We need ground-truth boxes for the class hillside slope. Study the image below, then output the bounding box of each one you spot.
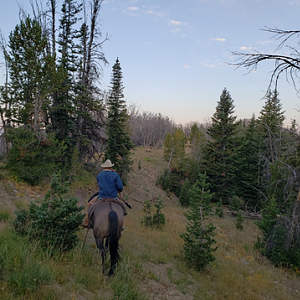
[1,147,300,299]
[81,148,300,300]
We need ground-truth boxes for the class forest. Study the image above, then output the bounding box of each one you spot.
[1,0,300,284]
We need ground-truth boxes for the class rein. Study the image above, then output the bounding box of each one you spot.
[81,228,90,252]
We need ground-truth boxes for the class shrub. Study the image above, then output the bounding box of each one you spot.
[5,127,67,185]
[255,198,300,269]
[235,212,244,230]
[142,200,165,229]
[230,195,242,211]
[215,199,224,218]
[152,201,165,229]
[142,200,152,227]
[13,172,84,251]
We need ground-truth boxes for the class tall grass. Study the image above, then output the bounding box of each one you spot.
[0,229,53,297]
[0,209,10,221]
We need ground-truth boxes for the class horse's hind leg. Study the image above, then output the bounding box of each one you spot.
[95,237,106,268]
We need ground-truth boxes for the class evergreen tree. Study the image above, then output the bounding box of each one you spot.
[5,16,54,128]
[74,0,108,162]
[258,90,285,164]
[50,0,83,159]
[179,178,191,207]
[14,172,84,251]
[180,173,217,271]
[258,90,298,209]
[236,115,262,209]
[0,1,109,184]
[201,88,239,204]
[104,58,134,184]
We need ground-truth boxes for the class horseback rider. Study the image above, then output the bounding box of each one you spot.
[82,159,128,228]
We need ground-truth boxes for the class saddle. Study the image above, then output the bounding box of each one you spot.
[100,198,128,215]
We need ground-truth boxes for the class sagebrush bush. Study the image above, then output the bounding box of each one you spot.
[14,172,84,251]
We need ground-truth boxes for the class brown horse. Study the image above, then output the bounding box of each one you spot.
[88,200,124,275]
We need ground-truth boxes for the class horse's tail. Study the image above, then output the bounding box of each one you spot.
[108,210,120,275]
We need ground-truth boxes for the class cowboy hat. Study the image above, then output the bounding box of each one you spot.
[101,159,114,168]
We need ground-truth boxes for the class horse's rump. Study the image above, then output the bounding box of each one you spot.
[88,197,127,218]
[89,201,124,236]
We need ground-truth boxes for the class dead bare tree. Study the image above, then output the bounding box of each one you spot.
[231,27,300,94]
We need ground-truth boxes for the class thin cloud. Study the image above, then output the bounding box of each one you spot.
[128,6,139,11]
[202,62,221,69]
[240,46,252,50]
[169,20,187,26]
[148,10,166,18]
[171,28,182,34]
[183,65,196,69]
[211,38,225,42]
[289,1,300,5]
[257,40,271,45]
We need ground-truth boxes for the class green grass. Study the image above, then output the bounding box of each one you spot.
[0,209,10,221]
[109,259,148,300]
[0,229,53,297]
[143,157,157,163]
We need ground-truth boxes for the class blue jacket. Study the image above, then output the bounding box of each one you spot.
[97,170,123,199]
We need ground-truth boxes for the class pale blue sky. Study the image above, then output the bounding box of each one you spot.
[1,0,300,126]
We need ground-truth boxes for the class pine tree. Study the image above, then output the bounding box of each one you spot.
[13,172,84,251]
[104,58,134,184]
[180,173,217,271]
[50,0,83,159]
[74,0,108,162]
[258,90,285,164]
[258,90,298,209]
[5,16,53,128]
[201,88,239,204]
[236,115,262,209]
[179,178,191,207]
